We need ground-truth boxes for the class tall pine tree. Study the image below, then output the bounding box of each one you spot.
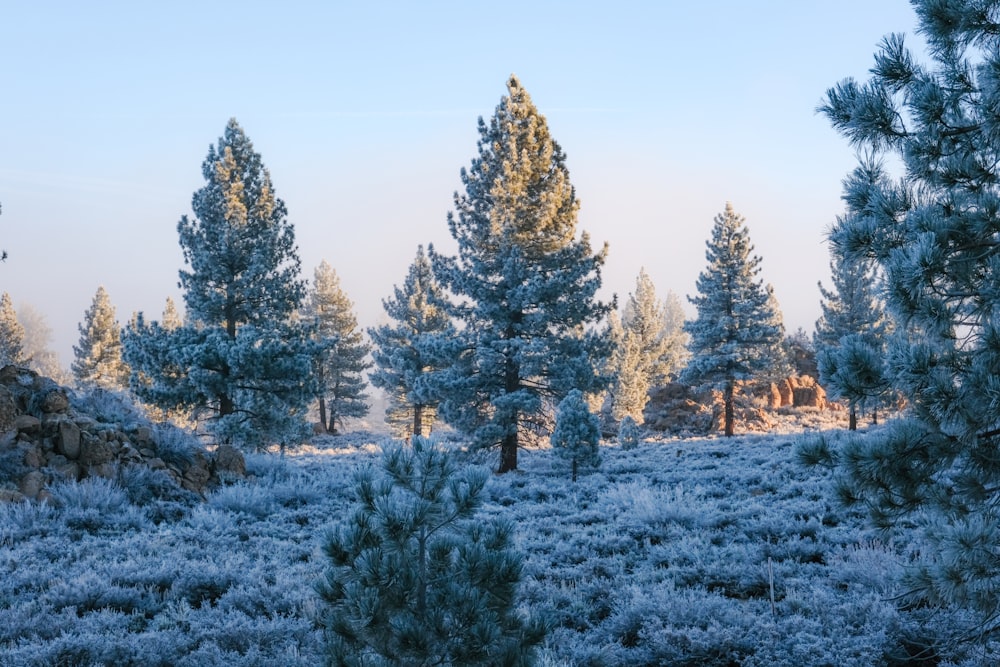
[123,119,314,449]
[682,203,784,437]
[72,286,129,390]
[427,75,612,473]
[0,292,25,367]
[304,260,371,434]
[368,246,453,438]
[814,248,892,430]
[816,1,1000,617]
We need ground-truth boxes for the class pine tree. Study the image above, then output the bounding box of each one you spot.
[303,261,371,434]
[610,269,690,422]
[123,119,314,449]
[618,414,642,451]
[368,246,453,438]
[682,203,784,437]
[317,437,544,665]
[16,302,66,382]
[0,292,25,367]
[817,1,1000,618]
[161,296,183,331]
[427,75,612,473]
[814,249,892,430]
[71,286,129,390]
[609,312,649,423]
[551,389,601,481]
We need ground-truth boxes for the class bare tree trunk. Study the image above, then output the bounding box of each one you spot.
[849,405,857,431]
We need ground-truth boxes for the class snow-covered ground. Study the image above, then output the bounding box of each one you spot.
[1,413,997,666]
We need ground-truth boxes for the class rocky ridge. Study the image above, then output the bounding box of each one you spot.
[0,365,245,504]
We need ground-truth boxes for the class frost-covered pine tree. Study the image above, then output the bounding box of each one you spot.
[72,286,129,390]
[551,389,601,481]
[0,292,25,367]
[682,203,784,437]
[16,302,66,381]
[427,74,612,473]
[304,260,371,434]
[814,248,892,430]
[610,269,690,421]
[318,437,544,665]
[623,268,689,385]
[368,246,453,438]
[608,312,649,423]
[123,119,314,449]
[161,296,183,331]
[618,414,642,451]
[816,1,1000,618]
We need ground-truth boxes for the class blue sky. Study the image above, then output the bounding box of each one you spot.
[2,1,920,366]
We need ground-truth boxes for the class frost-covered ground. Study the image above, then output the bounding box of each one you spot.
[2,412,998,666]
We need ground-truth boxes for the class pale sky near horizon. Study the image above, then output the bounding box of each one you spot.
[2,1,921,369]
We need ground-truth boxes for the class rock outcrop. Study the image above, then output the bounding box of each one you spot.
[642,374,830,435]
[0,365,245,503]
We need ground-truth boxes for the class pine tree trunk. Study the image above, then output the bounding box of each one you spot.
[572,457,577,483]
[220,393,234,419]
[499,317,521,473]
[849,406,857,431]
[723,382,735,437]
[413,404,424,438]
[872,408,878,425]
[318,397,329,434]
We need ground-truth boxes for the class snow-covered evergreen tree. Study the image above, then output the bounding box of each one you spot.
[551,389,601,481]
[16,302,66,381]
[122,119,314,449]
[617,414,642,451]
[610,269,690,422]
[318,437,544,665]
[814,249,892,430]
[368,246,452,438]
[818,1,1000,618]
[303,260,371,434]
[0,292,25,367]
[72,286,129,390]
[682,203,784,437]
[161,296,183,331]
[609,313,649,423]
[427,74,612,473]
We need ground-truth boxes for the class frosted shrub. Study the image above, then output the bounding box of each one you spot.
[49,476,129,513]
[207,482,274,519]
[152,424,198,468]
[70,386,145,428]
[317,436,545,665]
[617,415,642,451]
[117,463,192,505]
[551,389,601,481]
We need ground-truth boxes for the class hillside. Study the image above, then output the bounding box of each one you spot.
[2,420,998,666]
